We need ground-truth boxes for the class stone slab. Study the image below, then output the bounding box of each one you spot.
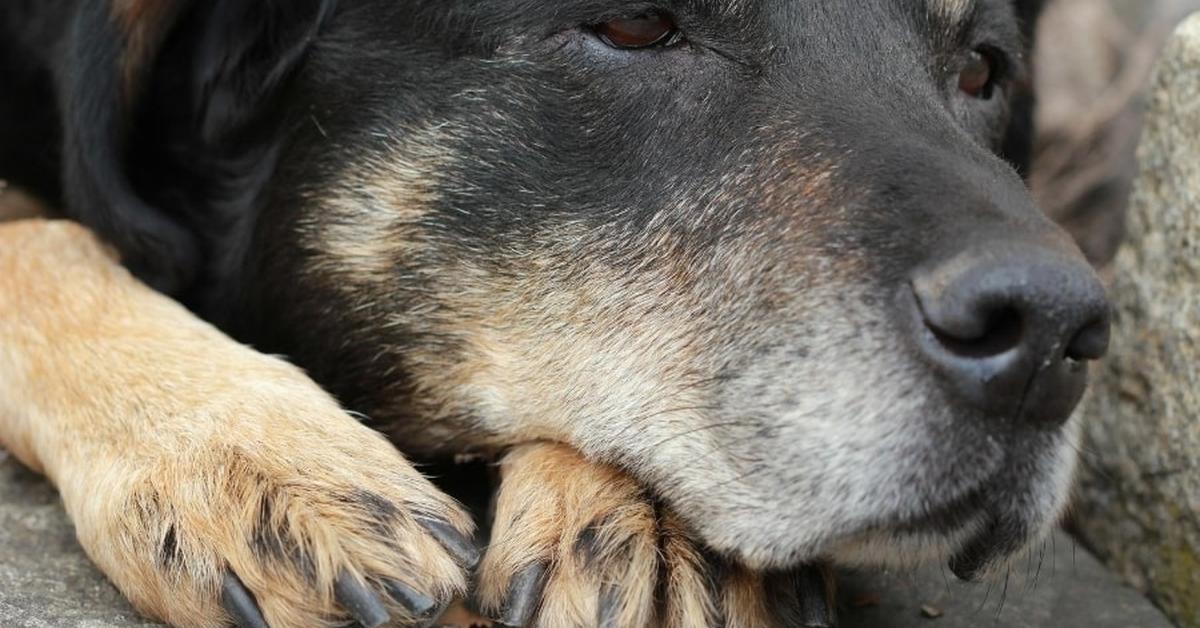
[1,453,1174,628]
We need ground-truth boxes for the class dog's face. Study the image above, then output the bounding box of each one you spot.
[69,0,1109,578]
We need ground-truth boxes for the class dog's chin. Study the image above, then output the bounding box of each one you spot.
[672,414,1083,580]
[714,479,1071,582]
[840,418,1082,582]
[822,489,1061,582]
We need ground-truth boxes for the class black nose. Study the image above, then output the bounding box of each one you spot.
[909,241,1111,426]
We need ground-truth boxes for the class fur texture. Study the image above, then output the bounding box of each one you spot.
[0,214,475,627]
[0,0,1113,626]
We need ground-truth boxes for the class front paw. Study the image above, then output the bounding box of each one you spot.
[71,391,479,628]
[473,443,834,628]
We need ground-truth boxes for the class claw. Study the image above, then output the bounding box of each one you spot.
[221,572,269,628]
[416,516,481,568]
[384,578,442,621]
[496,562,547,627]
[334,572,391,628]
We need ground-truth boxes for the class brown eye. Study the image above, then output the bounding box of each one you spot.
[959,49,997,99]
[595,13,678,49]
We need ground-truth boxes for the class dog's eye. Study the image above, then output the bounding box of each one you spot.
[594,13,679,49]
[959,49,999,99]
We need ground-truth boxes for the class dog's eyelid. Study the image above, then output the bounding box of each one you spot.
[976,43,1014,72]
[953,43,1020,101]
[981,44,1029,89]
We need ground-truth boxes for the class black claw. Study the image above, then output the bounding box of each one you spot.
[416,516,481,569]
[221,572,269,628]
[334,572,391,628]
[497,562,547,627]
[795,565,835,627]
[383,578,441,619]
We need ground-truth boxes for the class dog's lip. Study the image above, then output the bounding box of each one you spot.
[947,508,1029,581]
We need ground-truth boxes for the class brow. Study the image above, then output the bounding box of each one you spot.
[927,0,978,28]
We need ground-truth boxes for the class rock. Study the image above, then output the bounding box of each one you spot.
[1031,0,1200,267]
[0,452,1174,627]
[1074,11,1200,628]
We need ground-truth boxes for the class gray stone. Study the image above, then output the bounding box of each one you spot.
[838,534,1174,628]
[1075,11,1200,628]
[0,452,160,628]
[0,452,1174,627]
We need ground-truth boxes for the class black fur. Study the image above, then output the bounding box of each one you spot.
[3,0,1045,299]
[1001,0,1047,175]
[2,0,335,294]
[59,0,199,293]
[2,0,1065,571]
[5,2,1107,611]
[124,0,337,297]
[0,0,1052,444]
[0,0,1059,441]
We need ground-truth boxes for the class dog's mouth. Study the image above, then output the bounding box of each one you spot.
[897,490,1034,581]
[821,462,1056,581]
[945,508,1034,580]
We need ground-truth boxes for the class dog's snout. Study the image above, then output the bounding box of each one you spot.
[909,241,1111,426]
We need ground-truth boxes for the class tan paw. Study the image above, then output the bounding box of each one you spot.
[70,378,479,628]
[0,220,478,627]
[473,443,834,628]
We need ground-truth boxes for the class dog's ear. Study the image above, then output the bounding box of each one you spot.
[61,0,336,294]
[1001,0,1047,177]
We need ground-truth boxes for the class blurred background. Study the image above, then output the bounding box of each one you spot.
[1033,0,1200,264]
[1035,1,1200,627]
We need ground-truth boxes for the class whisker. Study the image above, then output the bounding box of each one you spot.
[995,565,1011,619]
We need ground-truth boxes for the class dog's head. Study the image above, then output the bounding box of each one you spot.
[65,0,1110,578]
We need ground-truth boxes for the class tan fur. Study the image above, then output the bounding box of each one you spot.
[0,184,49,222]
[718,567,772,628]
[301,128,450,285]
[477,443,661,628]
[306,135,865,465]
[477,443,813,628]
[656,512,721,628]
[0,217,474,627]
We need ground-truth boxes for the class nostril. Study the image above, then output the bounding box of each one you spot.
[1065,315,1112,361]
[926,305,1024,360]
[909,242,1110,427]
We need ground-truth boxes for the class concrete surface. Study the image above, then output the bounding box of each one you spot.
[0,451,159,627]
[838,536,1175,628]
[1,452,1174,628]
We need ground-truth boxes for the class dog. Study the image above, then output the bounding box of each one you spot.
[0,0,1112,626]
